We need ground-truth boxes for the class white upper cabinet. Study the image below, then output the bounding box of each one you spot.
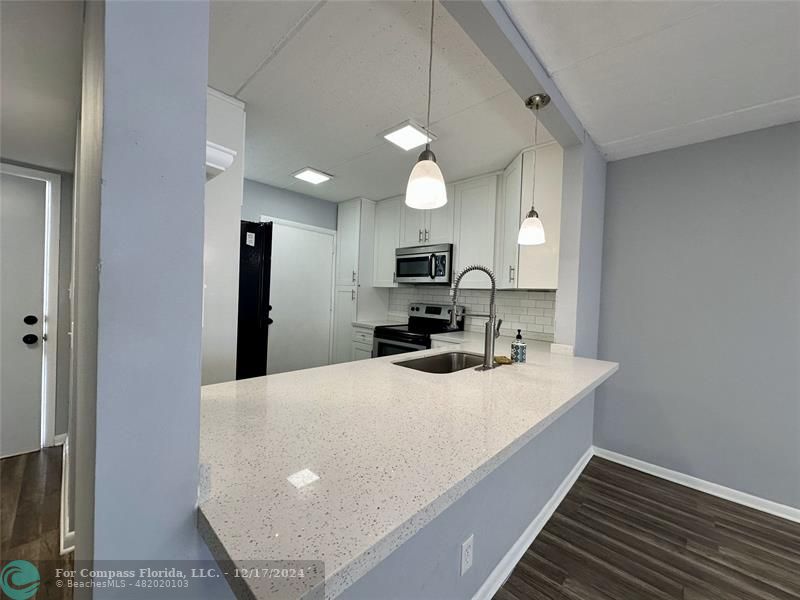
[373,197,402,287]
[335,199,360,287]
[399,200,427,246]
[453,175,498,289]
[426,184,454,244]
[496,153,523,289]
[493,144,563,290]
[517,144,563,289]
[398,185,455,247]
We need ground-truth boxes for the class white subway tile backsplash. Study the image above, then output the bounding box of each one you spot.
[388,286,557,342]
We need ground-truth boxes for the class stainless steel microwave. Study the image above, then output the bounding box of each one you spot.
[395,244,453,284]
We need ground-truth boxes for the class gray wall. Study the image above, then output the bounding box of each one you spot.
[554,138,607,358]
[342,398,594,600]
[242,178,337,230]
[596,123,800,509]
[90,2,230,597]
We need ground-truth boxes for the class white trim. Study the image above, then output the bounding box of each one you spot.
[549,343,574,356]
[205,141,237,180]
[473,447,594,600]
[52,433,67,446]
[59,435,75,554]
[0,163,61,450]
[593,447,800,525]
[258,215,336,236]
[474,445,800,599]
[207,86,245,110]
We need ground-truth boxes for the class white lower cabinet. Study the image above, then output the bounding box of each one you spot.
[352,343,373,360]
[351,325,375,360]
[453,174,498,289]
[332,287,357,363]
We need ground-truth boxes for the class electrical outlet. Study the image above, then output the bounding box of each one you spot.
[461,534,474,575]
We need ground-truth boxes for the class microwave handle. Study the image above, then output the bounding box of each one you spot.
[429,253,436,279]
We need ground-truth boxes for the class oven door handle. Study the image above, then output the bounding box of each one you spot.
[429,253,436,279]
[373,337,428,356]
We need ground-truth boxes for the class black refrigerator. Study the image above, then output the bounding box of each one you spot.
[236,221,273,379]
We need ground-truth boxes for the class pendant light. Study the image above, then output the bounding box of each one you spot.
[405,0,447,210]
[518,94,550,245]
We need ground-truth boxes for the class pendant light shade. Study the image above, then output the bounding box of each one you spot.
[406,149,447,209]
[518,93,550,246]
[518,208,545,245]
[405,0,447,210]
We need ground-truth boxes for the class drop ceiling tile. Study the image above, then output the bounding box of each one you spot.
[0,0,83,171]
[209,0,321,95]
[548,2,800,147]
[232,0,527,201]
[503,0,716,74]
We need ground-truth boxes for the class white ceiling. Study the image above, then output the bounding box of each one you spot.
[0,1,84,172]
[209,0,548,202]
[503,0,800,160]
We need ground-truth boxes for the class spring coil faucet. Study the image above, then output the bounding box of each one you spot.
[449,265,502,370]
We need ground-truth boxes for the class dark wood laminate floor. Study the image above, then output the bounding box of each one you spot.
[495,456,800,600]
[1,447,72,599]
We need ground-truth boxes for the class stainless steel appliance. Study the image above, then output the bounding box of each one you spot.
[373,302,464,357]
[395,243,453,284]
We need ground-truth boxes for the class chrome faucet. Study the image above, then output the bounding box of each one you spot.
[449,265,502,370]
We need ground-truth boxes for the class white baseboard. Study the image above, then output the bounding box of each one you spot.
[52,433,67,447]
[593,446,800,524]
[472,447,593,600]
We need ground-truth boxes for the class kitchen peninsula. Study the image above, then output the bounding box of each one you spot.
[198,339,617,599]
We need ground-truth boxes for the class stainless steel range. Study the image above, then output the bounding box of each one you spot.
[373,303,465,357]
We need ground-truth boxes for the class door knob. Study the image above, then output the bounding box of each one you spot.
[22,334,38,345]
[23,315,38,325]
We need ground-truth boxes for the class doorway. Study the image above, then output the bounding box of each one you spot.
[267,219,335,374]
[0,163,61,458]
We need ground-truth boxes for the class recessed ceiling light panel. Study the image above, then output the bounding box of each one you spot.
[383,121,436,151]
[293,167,332,185]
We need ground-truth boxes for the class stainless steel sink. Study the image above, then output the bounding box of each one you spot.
[394,352,484,374]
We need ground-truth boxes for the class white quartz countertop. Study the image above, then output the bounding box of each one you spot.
[198,342,617,599]
[351,317,404,329]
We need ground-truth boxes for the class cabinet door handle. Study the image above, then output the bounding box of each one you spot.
[352,270,357,283]
[418,229,423,242]
[351,289,356,301]
[393,271,396,283]
[509,265,515,282]
[425,229,430,241]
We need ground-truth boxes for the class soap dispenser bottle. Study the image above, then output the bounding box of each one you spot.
[511,329,527,363]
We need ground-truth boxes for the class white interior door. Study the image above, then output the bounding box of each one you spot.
[1,172,47,457]
[267,220,334,374]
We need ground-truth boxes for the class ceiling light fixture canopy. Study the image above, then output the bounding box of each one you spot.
[405,0,447,211]
[518,94,550,246]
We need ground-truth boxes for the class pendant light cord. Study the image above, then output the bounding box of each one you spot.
[530,117,536,213]
[425,0,435,151]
